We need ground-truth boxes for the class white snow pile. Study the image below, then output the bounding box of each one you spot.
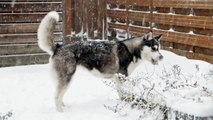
[104,51,213,119]
[0,50,212,120]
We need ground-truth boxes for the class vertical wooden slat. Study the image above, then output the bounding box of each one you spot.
[87,0,98,39]
[63,0,72,43]
[74,0,82,34]
[82,0,87,35]
[150,0,153,31]
[97,0,106,39]
[125,0,130,38]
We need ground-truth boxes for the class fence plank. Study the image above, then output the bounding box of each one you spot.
[0,0,63,67]
[0,12,62,23]
[107,0,213,9]
[153,0,213,9]
[127,0,150,6]
[108,23,213,49]
[107,10,213,29]
[63,0,72,42]
[163,47,213,64]
[152,29,213,49]
[97,0,107,39]
[0,53,49,67]
[73,0,83,34]
[0,33,63,44]
[0,2,62,13]
[0,0,61,2]
[0,23,62,34]
[0,44,43,55]
[107,10,126,19]
[106,0,126,5]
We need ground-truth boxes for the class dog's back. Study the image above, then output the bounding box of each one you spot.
[53,41,120,76]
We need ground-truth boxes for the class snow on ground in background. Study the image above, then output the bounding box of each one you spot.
[0,50,212,120]
[129,50,213,117]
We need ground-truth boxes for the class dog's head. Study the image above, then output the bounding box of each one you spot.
[141,32,163,65]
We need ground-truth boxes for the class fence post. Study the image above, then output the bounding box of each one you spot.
[97,0,106,40]
[150,0,153,32]
[125,0,130,38]
[63,0,72,43]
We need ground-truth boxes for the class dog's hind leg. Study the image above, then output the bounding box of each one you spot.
[54,72,74,112]
[55,80,68,112]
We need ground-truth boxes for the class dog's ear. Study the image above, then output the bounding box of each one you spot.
[154,34,162,42]
[144,32,154,40]
[142,37,150,46]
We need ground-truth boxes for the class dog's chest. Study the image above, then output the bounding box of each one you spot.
[127,58,142,74]
[90,68,114,78]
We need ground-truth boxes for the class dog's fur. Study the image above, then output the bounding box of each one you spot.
[37,11,163,112]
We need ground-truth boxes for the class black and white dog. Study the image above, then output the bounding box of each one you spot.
[37,11,163,112]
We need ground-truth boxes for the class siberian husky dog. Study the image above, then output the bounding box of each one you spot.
[37,11,163,112]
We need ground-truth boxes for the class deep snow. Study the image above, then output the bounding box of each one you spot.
[0,50,212,120]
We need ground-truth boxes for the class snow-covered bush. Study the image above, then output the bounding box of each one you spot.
[104,64,213,120]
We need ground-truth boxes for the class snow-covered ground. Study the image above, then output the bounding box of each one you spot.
[0,50,212,120]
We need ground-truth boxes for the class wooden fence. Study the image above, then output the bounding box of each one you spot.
[106,0,213,64]
[0,0,63,67]
[63,0,107,42]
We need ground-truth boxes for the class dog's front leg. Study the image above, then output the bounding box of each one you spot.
[113,73,126,100]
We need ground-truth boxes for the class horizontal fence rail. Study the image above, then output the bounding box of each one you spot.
[0,1,63,67]
[106,0,213,64]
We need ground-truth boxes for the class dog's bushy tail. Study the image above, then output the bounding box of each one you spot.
[37,11,59,55]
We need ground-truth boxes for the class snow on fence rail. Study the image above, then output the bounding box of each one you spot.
[0,1,63,67]
[106,0,213,64]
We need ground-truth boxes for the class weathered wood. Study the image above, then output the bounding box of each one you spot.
[106,0,126,5]
[72,0,107,39]
[127,0,150,6]
[0,23,62,34]
[107,10,126,19]
[153,0,213,9]
[108,23,213,56]
[194,46,213,56]
[0,44,43,55]
[0,0,61,2]
[0,12,62,23]
[0,2,62,13]
[73,0,83,34]
[152,29,213,49]
[0,53,49,67]
[97,0,107,39]
[129,25,213,49]
[162,47,213,64]
[107,10,213,29]
[0,33,63,44]
[108,23,128,31]
[87,0,98,39]
[63,0,72,42]
[115,0,213,9]
[0,0,63,67]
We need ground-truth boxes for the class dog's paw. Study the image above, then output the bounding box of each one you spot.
[57,108,64,112]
